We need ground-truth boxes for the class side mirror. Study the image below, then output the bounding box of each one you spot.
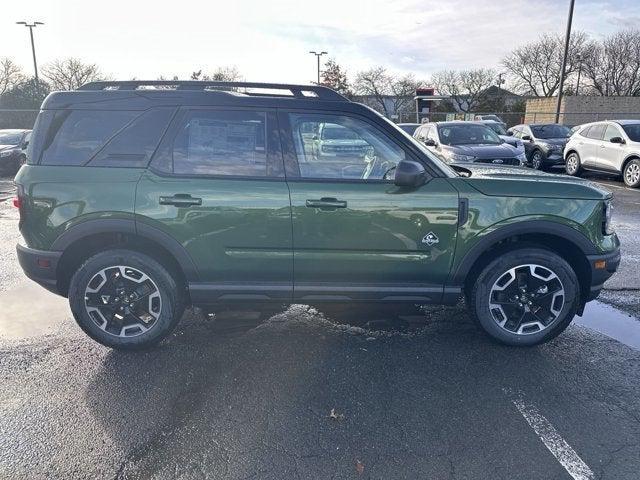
[424,138,437,147]
[21,141,29,150]
[394,159,427,188]
[610,136,625,144]
[522,135,532,141]
[505,131,513,136]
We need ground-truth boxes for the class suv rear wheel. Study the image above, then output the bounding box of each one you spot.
[623,159,640,187]
[68,249,184,350]
[468,248,579,346]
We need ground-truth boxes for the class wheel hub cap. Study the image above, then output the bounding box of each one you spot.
[84,266,162,338]
[488,264,565,335]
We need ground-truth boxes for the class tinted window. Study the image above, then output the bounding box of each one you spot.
[530,124,570,139]
[622,124,640,142]
[288,113,405,181]
[173,110,269,177]
[485,123,507,135]
[586,124,606,140]
[603,124,623,142]
[40,110,138,165]
[89,108,175,167]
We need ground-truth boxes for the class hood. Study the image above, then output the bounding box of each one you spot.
[444,142,519,158]
[0,144,17,151]
[456,164,611,200]
[322,139,369,146]
[538,137,568,146]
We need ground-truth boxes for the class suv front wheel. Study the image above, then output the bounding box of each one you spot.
[468,248,579,346]
[68,249,184,350]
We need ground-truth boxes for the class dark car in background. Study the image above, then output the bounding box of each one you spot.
[0,129,31,176]
[414,121,526,166]
[507,124,571,170]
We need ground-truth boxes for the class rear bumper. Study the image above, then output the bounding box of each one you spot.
[16,243,63,296]
[586,248,621,301]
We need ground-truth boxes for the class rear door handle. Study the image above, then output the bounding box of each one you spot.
[159,194,202,207]
[305,197,347,210]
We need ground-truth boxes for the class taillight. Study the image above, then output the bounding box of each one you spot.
[13,184,25,223]
[12,196,22,209]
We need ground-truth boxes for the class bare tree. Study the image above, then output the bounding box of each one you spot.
[320,59,351,96]
[353,67,423,118]
[190,66,243,82]
[42,58,106,90]
[502,32,588,97]
[581,29,640,96]
[430,68,496,112]
[0,58,24,96]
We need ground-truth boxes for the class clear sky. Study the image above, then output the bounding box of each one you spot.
[2,0,638,84]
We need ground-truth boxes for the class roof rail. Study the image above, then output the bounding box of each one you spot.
[78,80,348,101]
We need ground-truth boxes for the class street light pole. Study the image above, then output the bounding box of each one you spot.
[309,51,328,84]
[555,0,575,124]
[16,21,44,82]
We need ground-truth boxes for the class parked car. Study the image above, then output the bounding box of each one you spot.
[414,121,526,166]
[15,80,619,349]
[476,120,523,151]
[313,123,370,160]
[397,123,421,135]
[0,129,31,176]
[507,123,571,170]
[564,120,640,187]
[473,114,506,129]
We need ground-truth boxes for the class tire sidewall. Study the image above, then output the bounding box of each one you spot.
[69,249,182,350]
[531,151,543,170]
[623,159,640,188]
[471,249,579,346]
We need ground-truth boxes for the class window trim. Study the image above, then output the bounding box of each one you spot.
[277,108,427,184]
[148,106,285,181]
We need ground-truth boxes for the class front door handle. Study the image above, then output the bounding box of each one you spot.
[305,197,347,210]
[159,194,202,207]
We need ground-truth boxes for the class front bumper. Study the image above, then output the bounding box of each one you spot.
[585,248,621,301]
[543,152,565,165]
[16,243,63,295]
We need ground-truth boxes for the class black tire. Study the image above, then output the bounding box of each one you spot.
[623,159,640,188]
[530,150,544,170]
[468,248,580,346]
[565,152,582,176]
[68,249,185,350]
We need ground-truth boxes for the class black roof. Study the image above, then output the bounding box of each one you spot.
[42,80,354,111]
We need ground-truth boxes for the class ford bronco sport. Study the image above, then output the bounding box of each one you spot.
[14,81,620,350]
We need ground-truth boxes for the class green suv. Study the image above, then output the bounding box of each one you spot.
[14,81,620,349]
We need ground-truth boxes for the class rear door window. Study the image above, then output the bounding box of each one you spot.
[40,110,138,165]
[586,124,606,140]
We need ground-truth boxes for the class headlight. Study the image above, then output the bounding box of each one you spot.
[445,151,476,162]
[0,150,15,158]
[603,200,614,235]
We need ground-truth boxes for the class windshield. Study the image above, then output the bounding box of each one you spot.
[530,124,571,139]
[321,125,361,140]
[0,132,22,145]
[622,124,640,142]
[485,123,507,135]
[438,124,502,146]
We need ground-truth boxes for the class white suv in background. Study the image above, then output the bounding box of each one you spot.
[564,120,640,187]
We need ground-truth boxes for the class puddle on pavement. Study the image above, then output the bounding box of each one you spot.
[575,301,640,350]
[0,281,69,340]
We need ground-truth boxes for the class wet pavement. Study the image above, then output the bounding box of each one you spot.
[1,173,640,479]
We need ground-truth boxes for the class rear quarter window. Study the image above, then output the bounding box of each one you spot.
[40,110,139,166]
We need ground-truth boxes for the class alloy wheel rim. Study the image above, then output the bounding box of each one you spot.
[567,155,577,173]
[532,153,542,169]
[625,163,640,185]
[84,265,162,338]
[488,264,565,335]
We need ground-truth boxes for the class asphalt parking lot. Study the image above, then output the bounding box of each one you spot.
[1,173,639,479]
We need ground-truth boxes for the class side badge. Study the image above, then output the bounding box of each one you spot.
[422,232,439,246]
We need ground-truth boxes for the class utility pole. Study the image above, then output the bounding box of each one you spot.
[309,51,327,84]
[16,21,44,82]
[555,0,575,123]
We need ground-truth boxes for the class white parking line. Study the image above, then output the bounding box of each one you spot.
[505,389,594,480]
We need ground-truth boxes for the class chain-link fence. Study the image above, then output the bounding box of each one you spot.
[0,109,39,130]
